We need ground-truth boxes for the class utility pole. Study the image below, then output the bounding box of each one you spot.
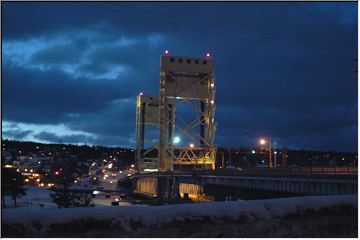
[228,149,232,166]
[260,138,273,168]
[269,140,272,168]
[273,142,277,168]
[282,147,288,168]
[221,152,225,169]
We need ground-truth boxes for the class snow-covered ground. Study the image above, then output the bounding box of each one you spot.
[3,185,130,209]
[2,194,357,237]
[3,186,57,209]
[92,193,131,207]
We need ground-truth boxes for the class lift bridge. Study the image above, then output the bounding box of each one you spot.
[131,52,357,203]
[135,52,216,173]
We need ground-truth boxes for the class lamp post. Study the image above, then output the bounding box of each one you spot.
[259,138,273,168]
[273,142,277,168]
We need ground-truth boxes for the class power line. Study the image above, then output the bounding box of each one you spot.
[285,103,356,146]
[7,6,355,61]
[107,2,354,58]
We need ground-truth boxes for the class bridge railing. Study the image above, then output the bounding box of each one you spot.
[169,166,358,175]
[241,166,357,174]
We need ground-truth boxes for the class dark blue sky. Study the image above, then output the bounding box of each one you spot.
[2,2,358,151]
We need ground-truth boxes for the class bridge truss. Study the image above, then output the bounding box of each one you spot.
[135,52,217,173]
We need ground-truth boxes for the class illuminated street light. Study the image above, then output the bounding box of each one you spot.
[173,136,180,144]
[258,138,273,168]
[189,143,194,148]
[251,150,256,154]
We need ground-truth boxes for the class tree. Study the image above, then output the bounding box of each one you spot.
[50,178,94,208]
[2,167,27,208]
[50,179,73,208]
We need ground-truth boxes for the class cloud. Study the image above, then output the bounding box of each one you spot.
[2,2,357,151]
[3,129,33,140]
[31,44,84,64]
[34,131,96,144]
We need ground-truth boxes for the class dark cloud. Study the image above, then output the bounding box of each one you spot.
[3,54,145,124]
[3,129,33,140]
[34,131,95,144]
[31,44,84,64]
[2,2,357,151]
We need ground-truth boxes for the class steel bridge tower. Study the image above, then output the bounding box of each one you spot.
[158,53,217,171]
[135,95,160,173]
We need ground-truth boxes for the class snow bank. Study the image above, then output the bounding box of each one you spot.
[3,194,357,227]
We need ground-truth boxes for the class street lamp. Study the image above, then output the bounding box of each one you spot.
[259,138,273,168]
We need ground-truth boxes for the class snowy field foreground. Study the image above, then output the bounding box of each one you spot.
[3,186,56,209]
[2,195,357,237]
